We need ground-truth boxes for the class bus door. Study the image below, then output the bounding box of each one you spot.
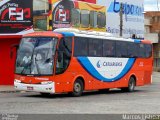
[54,37,73,92]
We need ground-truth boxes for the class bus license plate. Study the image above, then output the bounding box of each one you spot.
[27,86,34,90]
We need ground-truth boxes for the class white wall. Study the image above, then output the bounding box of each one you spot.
[33,0,49,11]
[144,33,159,43]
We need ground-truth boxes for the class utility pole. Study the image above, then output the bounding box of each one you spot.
[157,0,159,11]
[119,3,123,37]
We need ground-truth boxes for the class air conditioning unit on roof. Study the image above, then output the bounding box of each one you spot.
[54,28,113,37]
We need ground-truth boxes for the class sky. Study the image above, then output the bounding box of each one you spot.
[144,0,160,11]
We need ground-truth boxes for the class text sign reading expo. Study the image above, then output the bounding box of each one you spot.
[97,0,144,38]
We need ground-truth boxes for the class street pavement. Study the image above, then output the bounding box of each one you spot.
[0,86,14,92]
[0,72,159,114]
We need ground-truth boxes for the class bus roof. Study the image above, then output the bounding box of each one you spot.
[23,29,152,44]
[54,28,152,44]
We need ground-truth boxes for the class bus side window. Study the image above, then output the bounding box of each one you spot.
[128,42,138,58]
[56,37,72,74]
[145,44,152,58]
[74,37,88,56]
[89,38,102,57]
[103,40,115,57]
[138,43,146,58]
[116,41,128,57]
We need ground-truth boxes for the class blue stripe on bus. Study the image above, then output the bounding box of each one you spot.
[59,32,75,37]
[134,39,141,43]
[77,57,135,82]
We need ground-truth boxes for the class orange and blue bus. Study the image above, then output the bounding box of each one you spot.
[14,28,153,96]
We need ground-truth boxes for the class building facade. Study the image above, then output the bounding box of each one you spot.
[144,12,160,71]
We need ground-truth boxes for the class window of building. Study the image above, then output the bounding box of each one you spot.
[71,9,80,27]
[157,58,160,67]
[81,10,90,28]
[158,16,160,23]
[152,16,155,23]
[97,12,106,28]
[154,59,157,67]
[90,11,97,28]
[155,16,158,23]
[33,0,49,31]
[158,51,160,57]
[33,0,49,14]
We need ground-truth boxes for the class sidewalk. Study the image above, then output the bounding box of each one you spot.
[153,72,160,77]
[0,85,15,93]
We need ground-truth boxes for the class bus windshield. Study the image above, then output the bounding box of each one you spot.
[15,37,57,76]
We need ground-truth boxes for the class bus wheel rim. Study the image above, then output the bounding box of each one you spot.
[74,83,81,93]
[129,81,134,90]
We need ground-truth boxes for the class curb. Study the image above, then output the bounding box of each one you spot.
[0,90,20,93]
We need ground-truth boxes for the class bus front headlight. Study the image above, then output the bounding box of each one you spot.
[14,79,21,83]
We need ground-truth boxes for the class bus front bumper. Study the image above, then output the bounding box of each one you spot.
[14,80,55,93]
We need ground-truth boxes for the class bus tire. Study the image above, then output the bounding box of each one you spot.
[122,77,136,92]
[71,79,84,97]
[99,89,110,93]
[40,92,50,96]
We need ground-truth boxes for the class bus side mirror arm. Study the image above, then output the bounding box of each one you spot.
[10,44,19,59]
[58,52,62,62]
[56,49,62,62]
